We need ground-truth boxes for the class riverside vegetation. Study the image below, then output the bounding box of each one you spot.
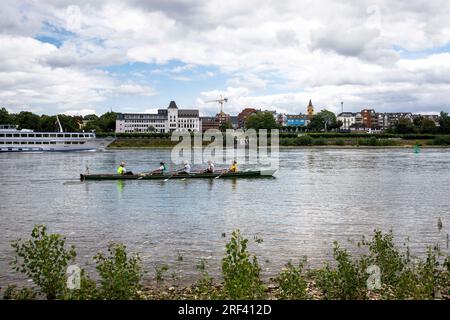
[2,225,449,300]
[99,132,450,148]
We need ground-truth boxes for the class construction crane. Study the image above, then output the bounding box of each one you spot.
[205,95,228,114]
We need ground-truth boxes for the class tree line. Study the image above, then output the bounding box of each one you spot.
[0,108,116,132]
[243,109,450,134]
[387,112,450,134]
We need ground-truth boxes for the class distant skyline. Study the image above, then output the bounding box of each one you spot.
[1,1,450,117]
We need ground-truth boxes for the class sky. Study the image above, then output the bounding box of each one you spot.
[1,0,450,117]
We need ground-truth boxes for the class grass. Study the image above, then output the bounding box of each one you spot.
[4,225,450,300]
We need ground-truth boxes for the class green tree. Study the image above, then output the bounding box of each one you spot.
[11,225,76,300]
[221,230,266,299]
[15,111,42,131]
[245,112,278,130]
[413,116,423,128]
[83,121,102,132]
[83,114,99,121]
[439,111,450,134]
[98,112,117,132]
[94,243,144,300]
[392,118,416,134]
[308,110,337,132]
[219,121,233,132]
[420,118,437,133]
[0,107,12,124]
[40,115,57,132]
[57,114,80,132]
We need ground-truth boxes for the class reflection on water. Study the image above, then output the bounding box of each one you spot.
[0,148,449,286]
[117,180,124,197]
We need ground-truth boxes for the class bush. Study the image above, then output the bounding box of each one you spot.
[432,135,450,145]
[280,138,294,146]
[94,243,144,300]
[362,230,407,287]
[221,230,266,299]
[274,260,309,299]
[307,133,396,139]
[314,242,368,300]
[11,225,76,299]
[358,137,378,146]
[312,138,327,146]
[62,270,99,300]
[335,139,346,146]
[293,135,313,146]
[154,264,169,283]
[3,285,37,300]
[401,134,436,140]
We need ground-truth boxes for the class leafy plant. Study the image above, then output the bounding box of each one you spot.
[62,269,99,300]
[314,242,368,300]
[274,259,309,299]
[364,230,407,288]
[94,243,144,300]
[221,230,266,299]
[3,285,37,300]
[11,225,76,299]
[193,273,221,300]
[154,264,169,283]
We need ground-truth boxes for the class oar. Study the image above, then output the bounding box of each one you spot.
[138,174,146,180]
[164,173,176,182]
[215,169,228,179]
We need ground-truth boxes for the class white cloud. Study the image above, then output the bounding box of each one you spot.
[64,109,97,116]
[116,84,156,96]
[1,0,450,115]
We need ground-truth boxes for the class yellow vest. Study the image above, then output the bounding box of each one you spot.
[117,166,124,174]
[230,164,237,172]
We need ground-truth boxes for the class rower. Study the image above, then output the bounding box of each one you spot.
[205,160,215,173]
[117,161,133,175]
[179,160,191,174]
[117,161,126,175]
[229,160,238,172]
[153,161,168,174]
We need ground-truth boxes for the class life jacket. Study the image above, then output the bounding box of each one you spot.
[117,166,124,174]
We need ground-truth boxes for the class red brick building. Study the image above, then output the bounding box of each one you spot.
[237,108,258,128]
[361,109,376,128]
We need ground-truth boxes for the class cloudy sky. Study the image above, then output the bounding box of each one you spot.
[1,0,450,116]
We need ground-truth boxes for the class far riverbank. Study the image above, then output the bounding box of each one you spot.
[105,133,450,149]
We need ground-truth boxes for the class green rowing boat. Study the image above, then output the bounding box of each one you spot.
[80,169,277,181]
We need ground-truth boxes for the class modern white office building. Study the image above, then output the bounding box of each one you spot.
[115,101,200,133]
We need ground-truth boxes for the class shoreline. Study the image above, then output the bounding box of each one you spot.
[107,145,450,150]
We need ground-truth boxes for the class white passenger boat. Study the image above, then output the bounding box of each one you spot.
[0,119,115,152]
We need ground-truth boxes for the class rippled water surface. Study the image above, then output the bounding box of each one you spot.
[1,148,449,286]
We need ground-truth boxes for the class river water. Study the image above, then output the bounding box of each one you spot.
[0,148,449,287]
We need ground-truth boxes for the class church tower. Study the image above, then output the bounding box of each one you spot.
[307,99,314,119]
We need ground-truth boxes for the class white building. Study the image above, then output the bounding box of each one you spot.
[115,101,200,133]
[337,112,356,130]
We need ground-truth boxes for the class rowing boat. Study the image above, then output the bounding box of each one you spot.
[80,169,277,181]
